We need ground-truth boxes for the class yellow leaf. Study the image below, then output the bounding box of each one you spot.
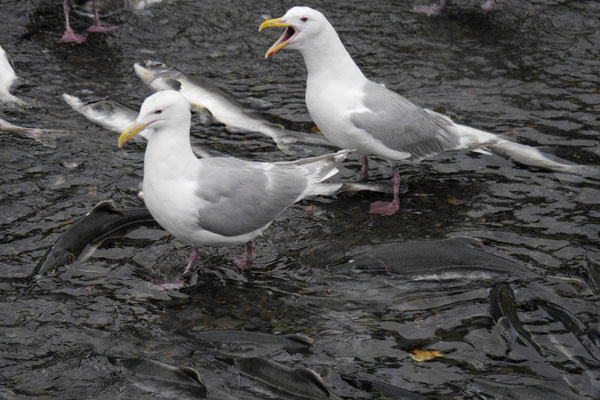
[310,125,322,133]
[410,349,446,362]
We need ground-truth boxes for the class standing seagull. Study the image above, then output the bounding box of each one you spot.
[259,6,594,216]
[118,90,348,283]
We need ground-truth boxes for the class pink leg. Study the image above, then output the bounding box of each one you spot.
[59,0,87,44]
[233,241,255,270]
[182,246,199,275]
[150,246,198,290]
[361,155,369,182]
[481,0,497,11]
[369,167,401,216]
[413,0,447,16]
[88,0,119,33]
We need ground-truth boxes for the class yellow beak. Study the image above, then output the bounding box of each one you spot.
[118,121,150,148]
[258,17,293,58]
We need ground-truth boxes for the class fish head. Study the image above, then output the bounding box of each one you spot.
[259,7,330,58]
[134,60,180,85]
[34,248,76,276]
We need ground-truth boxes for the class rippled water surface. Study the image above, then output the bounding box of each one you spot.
[1,0,599,398]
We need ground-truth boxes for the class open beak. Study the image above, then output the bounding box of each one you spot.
[118,121,151,148]
[259,18,298,58]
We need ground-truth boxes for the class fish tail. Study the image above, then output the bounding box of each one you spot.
[497,316,519,346]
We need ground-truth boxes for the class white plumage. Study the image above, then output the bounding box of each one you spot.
[119,90,348,280]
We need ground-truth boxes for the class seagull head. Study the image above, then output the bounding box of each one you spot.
[259,7,330,58]
[118,90,190,147]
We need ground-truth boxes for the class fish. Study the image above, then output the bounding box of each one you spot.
[341,375,428,399]
[469,377,584,400]
[489,283,542,354]
[108,357,207,398]
[31,200,158,277]
[133,60,330,152]
[187,329,313,351]
[0,117,44,137]
[532,298,600,363]
[488,138,600,179]
[234,357,334,400]
[62,94,139,133]
[346,237,524,280]
[62,93,213,158]
[0,45,26,106]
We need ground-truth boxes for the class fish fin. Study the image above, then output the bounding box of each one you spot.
[194,107,215,125]
[497,316,519,346]
[89,200,122,216]
[83,96,110,106]
[473,147,492,155]
[178,366,206,387]
[164,78,182,91]
[294,368,330,397]
[284,333,314,346]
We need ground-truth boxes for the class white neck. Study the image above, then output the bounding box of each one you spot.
[143,122,197,180]
[299,25,366,84]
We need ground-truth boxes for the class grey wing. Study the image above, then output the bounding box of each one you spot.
[350,81,461,160]
[194,158,307,237]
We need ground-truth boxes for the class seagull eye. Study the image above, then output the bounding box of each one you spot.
[154,109,162,114]
[300,17,308,22]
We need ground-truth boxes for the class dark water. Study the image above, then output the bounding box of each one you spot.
[1,0,599,398]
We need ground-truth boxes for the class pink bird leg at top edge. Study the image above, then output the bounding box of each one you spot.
[369,167,401,216]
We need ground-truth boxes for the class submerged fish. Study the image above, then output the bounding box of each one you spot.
[134,60,330,152]
[189,329,313,350]
[109,357,207,398]
[347,237,523,280]
[32,200,158,276]
[0,45,26,106]
[234,357,334,400]
[341,375,427,399]
[532,298,600,363]
[489,283,542,354]
[469,377,584,400]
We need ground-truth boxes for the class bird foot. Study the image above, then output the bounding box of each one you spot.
[412,5,444,16]
[233,256,253,270]
[59,29,86,44]
[481,0,497,11]
[88,23,119,33]
[369,200,400,216]
[149,278,186,291]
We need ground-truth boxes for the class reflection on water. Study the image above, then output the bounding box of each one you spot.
[1,0,599,398]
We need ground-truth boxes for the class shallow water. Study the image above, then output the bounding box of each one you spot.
[1,0,599,398]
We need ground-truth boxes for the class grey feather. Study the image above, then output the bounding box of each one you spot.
[194,158,307,237]
[350,81,462,160]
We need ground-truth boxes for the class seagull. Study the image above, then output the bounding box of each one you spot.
[259,6,506,215]
[118,90,349,283]
[258,6,592,216]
